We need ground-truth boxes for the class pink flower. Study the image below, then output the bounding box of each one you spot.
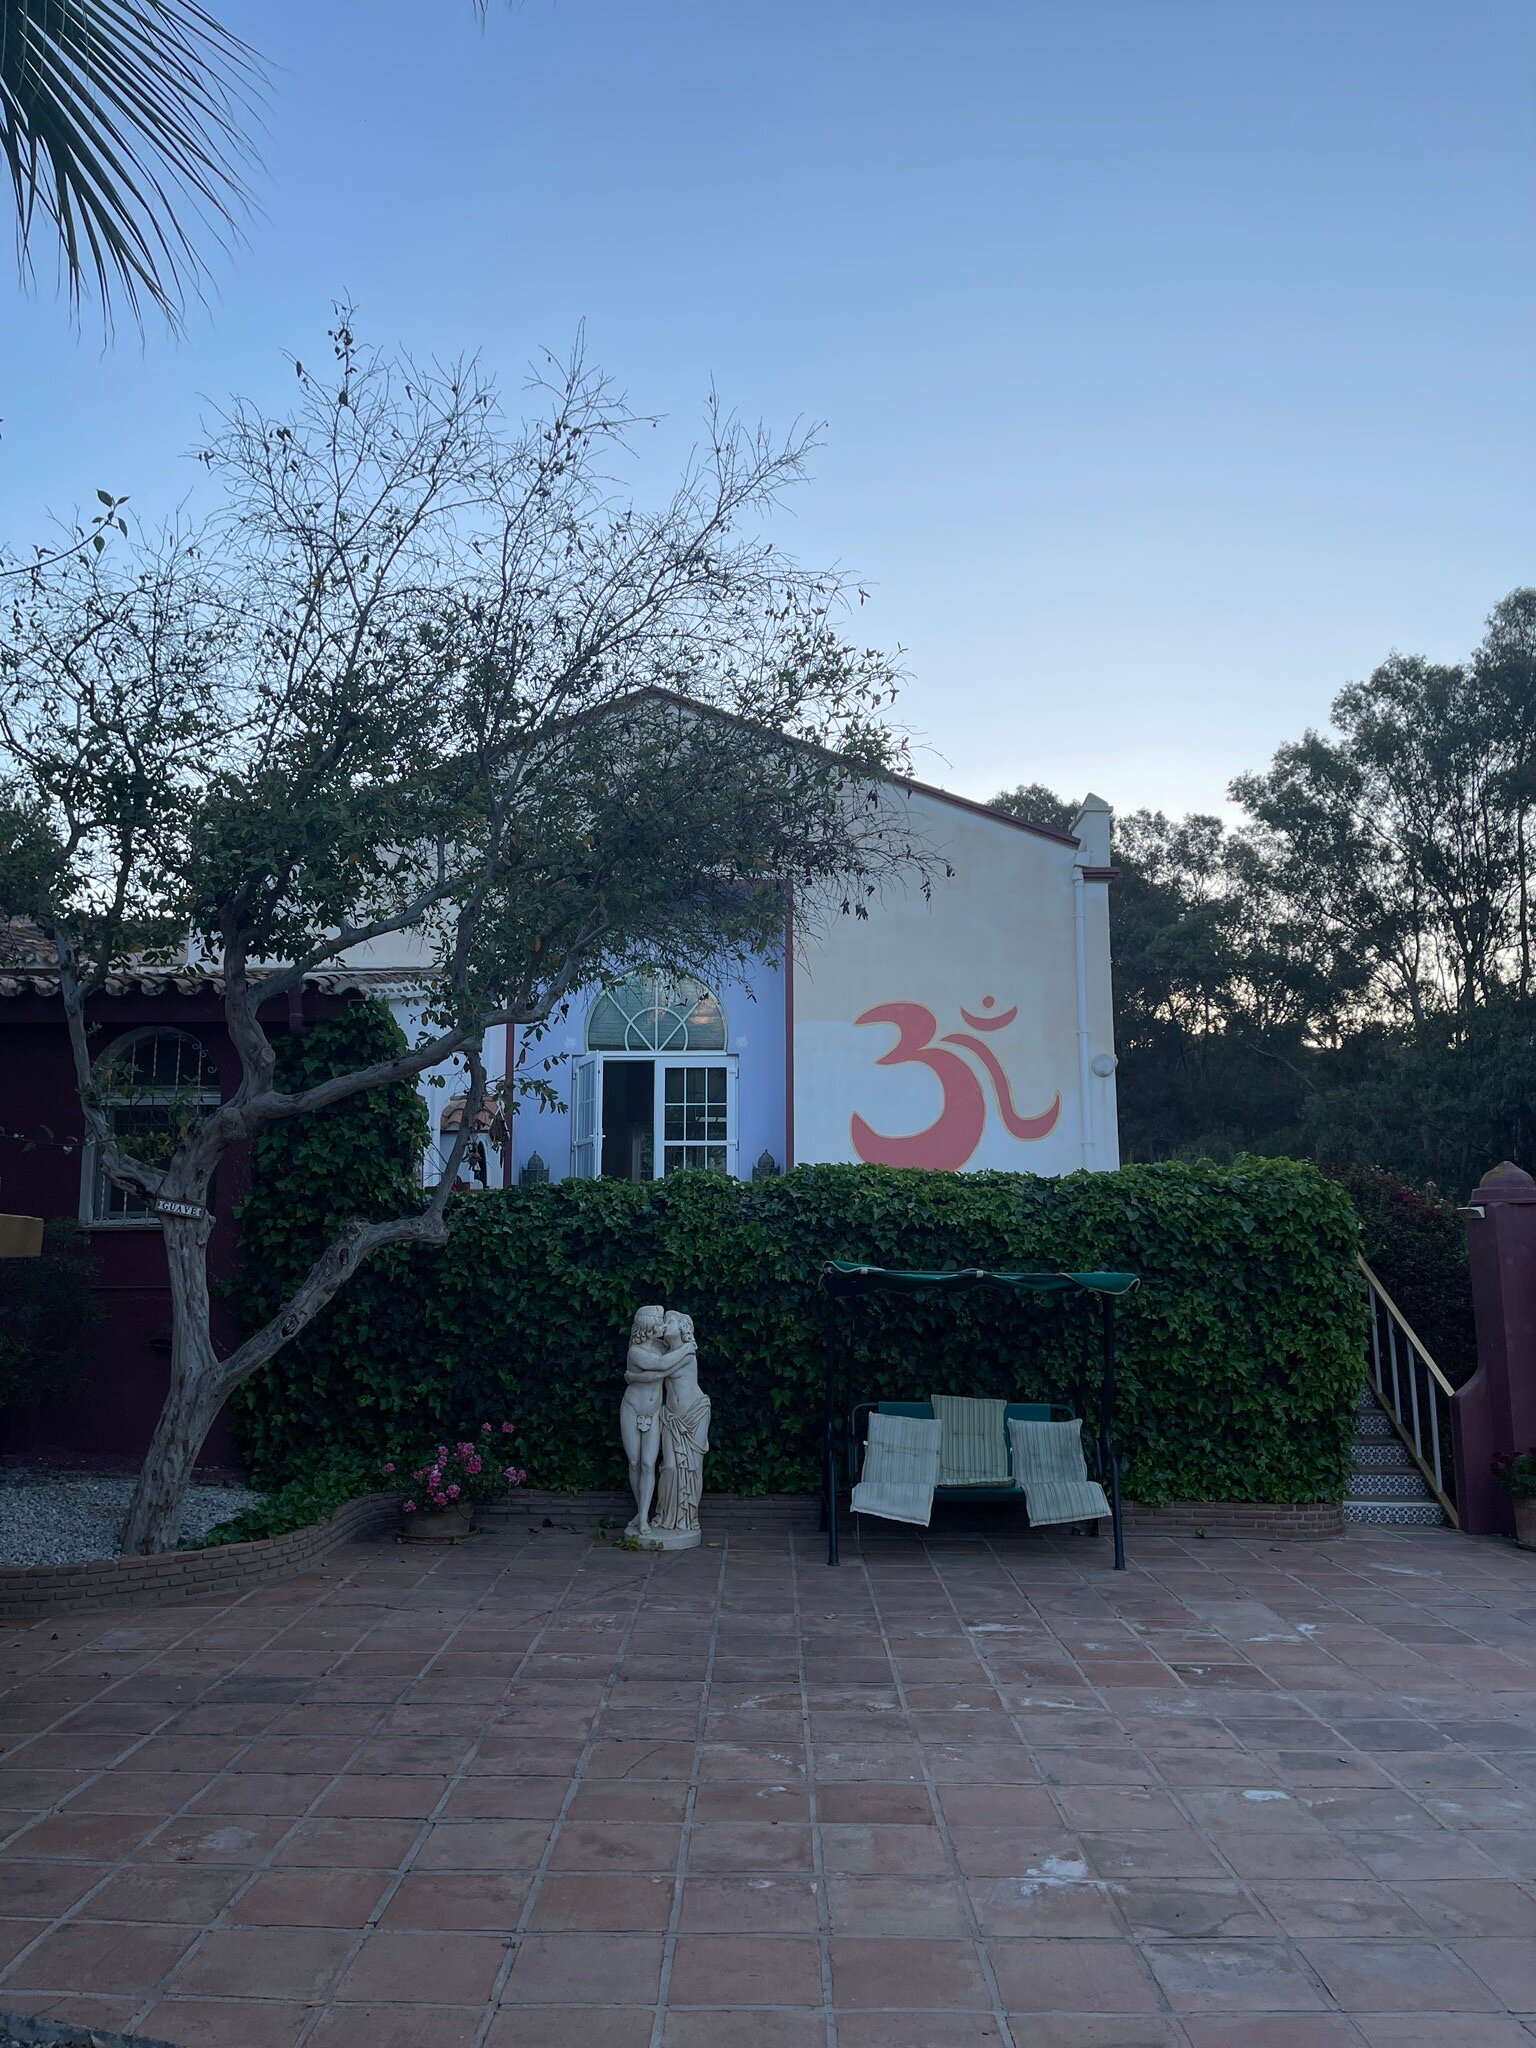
[501,1421,514,1435]
[403,1499,417,1513]
[432,1492,448,1508]
[382,1462,395,1475]
[466,1456,481,1475]
[447,1483,461,1499]
[481,1423,492,1436]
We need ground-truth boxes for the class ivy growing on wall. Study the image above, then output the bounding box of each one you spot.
[234,1029,1367,1507]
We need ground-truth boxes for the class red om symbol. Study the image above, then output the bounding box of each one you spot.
[849,997,1062,1170]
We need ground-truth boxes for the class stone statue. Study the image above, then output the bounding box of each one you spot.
[619,1303,710,1550]
[653,1309,711,1547]
[620,1304,671,1541]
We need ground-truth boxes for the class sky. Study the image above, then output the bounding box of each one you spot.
[1,0,1531,820]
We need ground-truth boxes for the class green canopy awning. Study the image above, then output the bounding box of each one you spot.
[823,1261,1139,1298]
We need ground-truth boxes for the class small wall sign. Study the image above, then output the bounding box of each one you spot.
[154,1199,208,1221]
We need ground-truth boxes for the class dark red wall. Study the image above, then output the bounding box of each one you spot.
[0,989,334,1473]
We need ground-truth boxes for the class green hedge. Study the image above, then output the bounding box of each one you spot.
[236,1126,1367,1506]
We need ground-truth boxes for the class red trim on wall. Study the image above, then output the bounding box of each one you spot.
[783,893,796,1171]
[502,1016,515,1185]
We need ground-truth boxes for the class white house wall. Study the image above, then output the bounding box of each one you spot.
[790,787,1118,1174]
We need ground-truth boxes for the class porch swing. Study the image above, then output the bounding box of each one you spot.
[820,1262,1139,1568]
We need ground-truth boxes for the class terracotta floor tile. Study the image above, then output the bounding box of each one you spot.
[3,1919,196,1997]
[87,1864,247,1923]
[0,1861,111,1916]
[501,1931,664,2004]
[1300,1936,1500,2012]
[667,1933,824,2007]
[1109,1879,1270,1939]
[820,1822,952,1875]
[1455,1938,1536,2012]
[678,1875,821,1935]
[685,1822,813,1873]
[172,1924,358,2000]
[662,2012,827,2046]
[829,1935,990,2009]
[824,1875,972,1937]
[309,2002,485,2047]
[228,1867,393,1928]
[988,1936,1162,2013]
[528,1872,674,1932]
[690,1784,809,1823]
[415,1818,559,1870]
[139,1997,312,2048]
[1143,1938,1328,2012]
[334,1926,505,2004]
[968,1875,1123,1937]
[483,2007,656,2048]
[273,1817,421,1867]
[380,1871,531,1931]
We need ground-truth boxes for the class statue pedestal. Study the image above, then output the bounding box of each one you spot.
[625,1519,701,1551]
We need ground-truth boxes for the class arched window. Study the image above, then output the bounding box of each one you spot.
[86,1030,221,1223]
[586,973,726,1053]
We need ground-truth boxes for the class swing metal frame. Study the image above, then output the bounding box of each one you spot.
[820,1261,1138,1569]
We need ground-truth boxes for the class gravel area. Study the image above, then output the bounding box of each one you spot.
[0,1470,262,1567]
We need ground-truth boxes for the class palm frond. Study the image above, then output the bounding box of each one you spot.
[0,0,262,332]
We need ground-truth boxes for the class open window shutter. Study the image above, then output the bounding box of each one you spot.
[569,1055,600,1178]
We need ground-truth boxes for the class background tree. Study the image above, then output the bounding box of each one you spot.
[993,588,1536,1194]
[0,317,917,1553]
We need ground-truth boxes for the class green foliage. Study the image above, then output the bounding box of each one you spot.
[192,1457,379,1549]
[233,998,429,1325]
[235,1157,1367,1507]
[1322,1164,1476,1388]
[0,1220,102,1412]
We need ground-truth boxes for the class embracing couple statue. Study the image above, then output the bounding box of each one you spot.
[621,1305,712,1550]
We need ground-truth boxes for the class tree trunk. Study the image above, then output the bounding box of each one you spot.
[120,1218,228,1557]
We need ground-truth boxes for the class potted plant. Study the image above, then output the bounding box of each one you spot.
[389,1423,527,1542]
[1492,1448,1536,1551]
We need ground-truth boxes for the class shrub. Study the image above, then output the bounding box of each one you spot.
[0,1221,102,1415]
[1323,1164,1476,1387]
[235,1155,1367,1507]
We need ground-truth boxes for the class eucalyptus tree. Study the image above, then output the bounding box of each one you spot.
[0,318,915,1553]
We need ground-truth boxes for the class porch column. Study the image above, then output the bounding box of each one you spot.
[1455,1161,1536,1537]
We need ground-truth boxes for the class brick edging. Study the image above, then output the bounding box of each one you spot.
[1122,1499,1345,1539]
[0,1490,1349,1620]
[0,1492,396,1622]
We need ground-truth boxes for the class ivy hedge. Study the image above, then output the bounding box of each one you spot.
[233,1008,1367,1508]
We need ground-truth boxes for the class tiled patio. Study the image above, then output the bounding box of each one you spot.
[2,1521,1536,2048]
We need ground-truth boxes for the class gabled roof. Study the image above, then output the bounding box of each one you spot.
[616,686,1082,848]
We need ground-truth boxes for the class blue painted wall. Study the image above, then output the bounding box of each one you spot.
[508,945,787,1182]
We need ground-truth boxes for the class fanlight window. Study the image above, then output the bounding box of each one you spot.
[88,1030,221,1222]
[586,974,726,1053]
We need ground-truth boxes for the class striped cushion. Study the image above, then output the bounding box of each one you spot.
[1006,1417,1110,1529]
[930,1395,1012,1487]
[850,1411,942,1527]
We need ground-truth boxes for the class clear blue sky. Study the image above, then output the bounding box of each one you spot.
[1,0,1531,818]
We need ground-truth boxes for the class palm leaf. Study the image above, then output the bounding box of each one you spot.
[0,0,262,330]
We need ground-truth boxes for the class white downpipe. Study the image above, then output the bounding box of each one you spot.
[1072,867,1095,1169]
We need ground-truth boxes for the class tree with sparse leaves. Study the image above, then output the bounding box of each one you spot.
[0,317,918,1553]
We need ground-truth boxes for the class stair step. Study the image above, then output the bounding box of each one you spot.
[1353,1413,1398,1440]
[1352,1443,1420,1474]
[1346,1469,1436,1500]
[1344,1499,1449,1526]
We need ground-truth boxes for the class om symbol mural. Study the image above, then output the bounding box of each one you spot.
[849,995,1061,1171]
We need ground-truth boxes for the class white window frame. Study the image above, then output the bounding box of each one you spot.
[566,1050,738,1181]
[569,1053,600,1179]
[655,1054,737,1179]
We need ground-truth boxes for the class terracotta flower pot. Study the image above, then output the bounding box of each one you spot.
[401,1501,474,1543]
[1514,1498,1536,1553]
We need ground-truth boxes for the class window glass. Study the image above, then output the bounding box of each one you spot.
[587,973,726,1052]
[661,1064,730,1174]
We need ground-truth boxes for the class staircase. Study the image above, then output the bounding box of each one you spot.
[1344,1386,1449,1527]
